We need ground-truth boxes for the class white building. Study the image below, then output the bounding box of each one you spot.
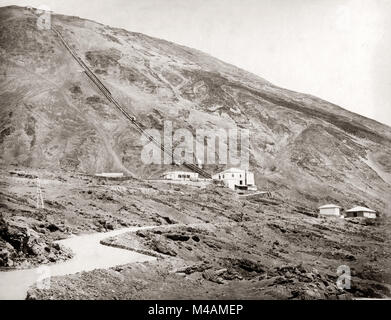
[212,168,257,191]
[318,204,341,216]
[95,172,124,178]
[345,206,376,219]
[162,171,199,181]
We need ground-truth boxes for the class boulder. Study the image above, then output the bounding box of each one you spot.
[150,239,177,256]
[202,269,225,284]
[0,216,72,267]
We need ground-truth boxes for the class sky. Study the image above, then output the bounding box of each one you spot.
[1,0,391,126]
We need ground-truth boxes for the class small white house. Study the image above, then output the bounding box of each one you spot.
[318,204,341,216]
[162,171,199,181]
[95,172,124,178]
[212,168,257,191]
[345,206,377,219]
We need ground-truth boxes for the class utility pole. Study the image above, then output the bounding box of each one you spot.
[36,177,44,209]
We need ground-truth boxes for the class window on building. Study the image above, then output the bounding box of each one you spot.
[232,174,234,178]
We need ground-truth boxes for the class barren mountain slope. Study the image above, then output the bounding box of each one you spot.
[0,167,389,299]
[0,6,391,213]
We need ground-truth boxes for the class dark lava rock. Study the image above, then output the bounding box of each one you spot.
[136,230,148,238]
[176,262,212,275]
[105,223,114,230]
[162,216,176,224]
[47,223,60,232]
[192,235,200,242]
[232,258,265,273]
[166,234,190,241]
[0,216,72,267]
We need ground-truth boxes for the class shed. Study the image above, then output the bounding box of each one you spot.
[318,204,341,216]
[345,206,376,219]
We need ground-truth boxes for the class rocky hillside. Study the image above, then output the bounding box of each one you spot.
[1,5,391,213]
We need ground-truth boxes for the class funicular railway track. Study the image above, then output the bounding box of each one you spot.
[51,25,211,178]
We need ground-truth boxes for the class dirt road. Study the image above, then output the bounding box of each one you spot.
[0,226,156,300]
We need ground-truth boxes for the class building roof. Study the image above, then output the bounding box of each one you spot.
[318,204,341,209]
[346,206,376,213]
[163,171,198,175]
[95,172,123,177]
[218,168,247,174]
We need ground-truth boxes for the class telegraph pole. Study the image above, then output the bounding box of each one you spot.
[36,177,44,209]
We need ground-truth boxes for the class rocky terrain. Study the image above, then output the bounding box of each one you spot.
[0,6,390,300]
[0,5,391,214]
[0,166,389,299]
[26,184,391,299]
[0,214,72,268]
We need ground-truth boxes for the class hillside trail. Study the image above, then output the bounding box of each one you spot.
[0,225,154,300]
[0,222,209,300]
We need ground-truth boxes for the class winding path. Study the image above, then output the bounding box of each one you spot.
[0,226,156,300]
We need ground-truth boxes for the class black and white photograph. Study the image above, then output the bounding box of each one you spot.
[0,0,390,307]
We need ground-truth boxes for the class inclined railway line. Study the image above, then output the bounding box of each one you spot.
[51,25,211,178]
